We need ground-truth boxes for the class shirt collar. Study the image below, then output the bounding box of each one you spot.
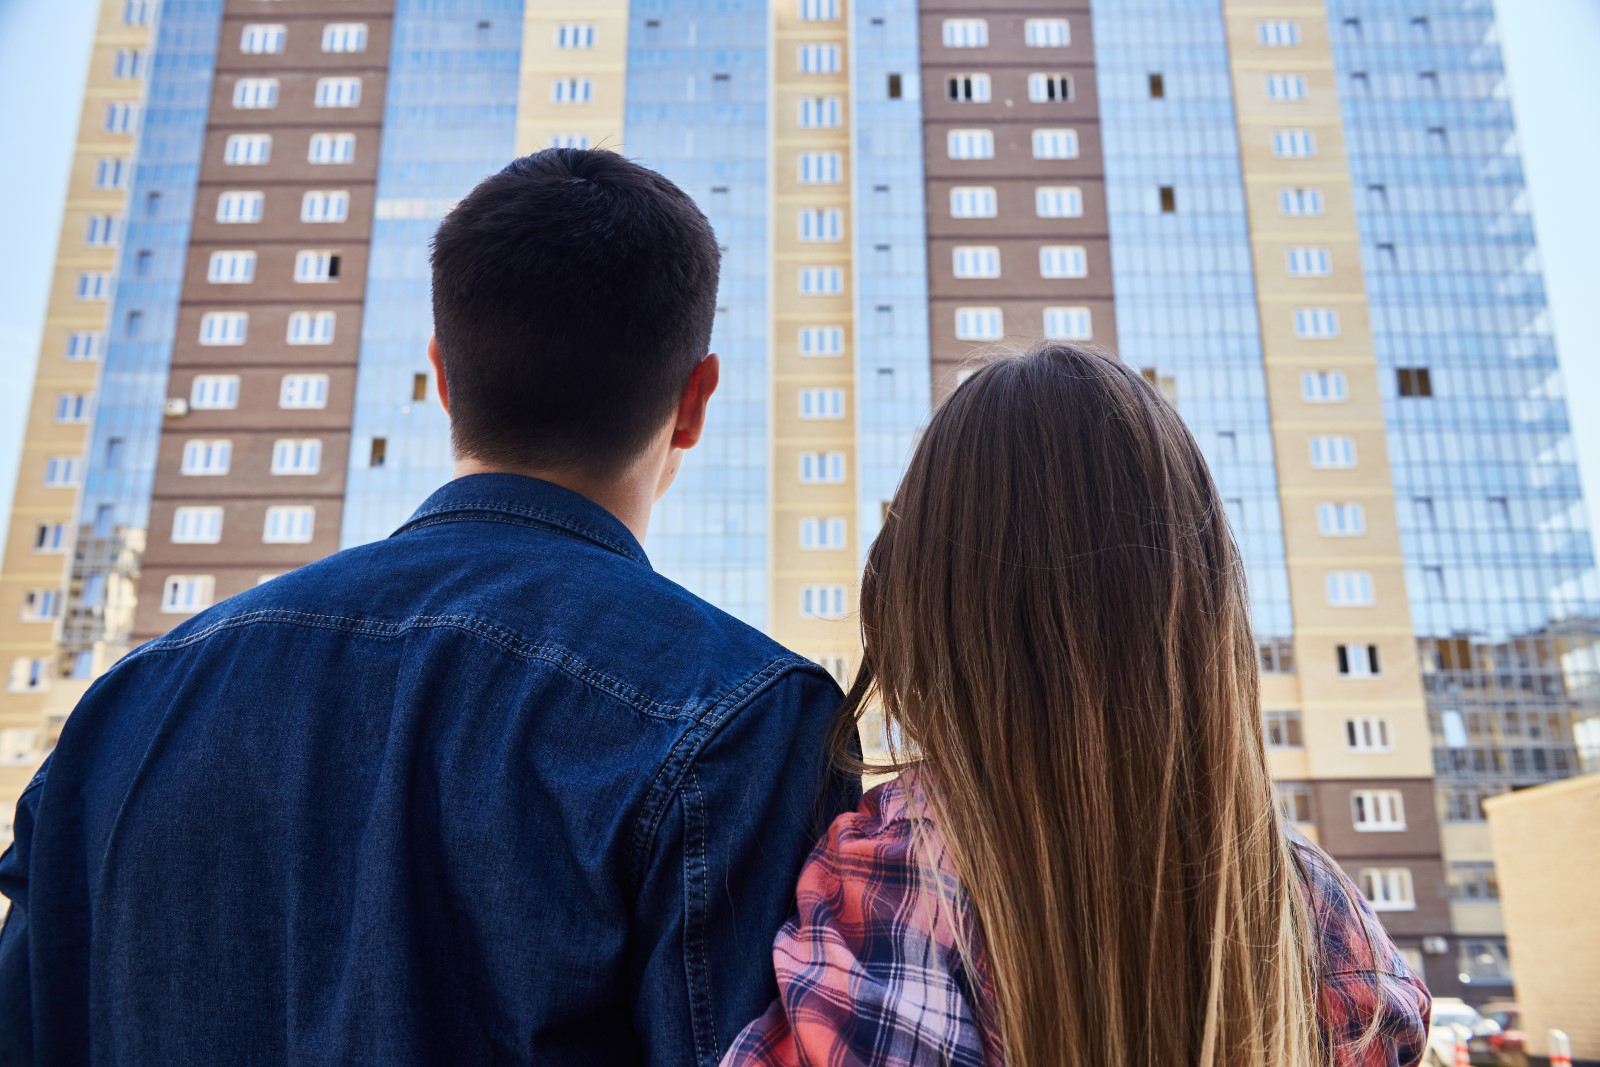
[391,473,651,568]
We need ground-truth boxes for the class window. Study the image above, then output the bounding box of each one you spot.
[83,215,120,248]
[294,250,340,283]
[216,191,264,224]
[1397,368,1433,397]
[886,72,903,98]
[34,523,67,553]
[1294,308,1340,339]
[799,44,841,74]
[95,157,130,188]
[240,24,287,54]
[1273,130,1316,158]
[162,575,215,615]
[199,312,248,347]
[1287,247,1331,276]
[555,23,596,48]
[950,186,997,218]
[1301,371,1347,402]
[122,1,154,26]
[287,311,337,345]
[798,389,846,420]
[1044,307,1092,341]
[280,374,330,409]
[1024,18,1070,47]
[1279,187,1325,216]
[947,129,994,159]
[224,133,272,165]
[21,590,62,622]
[1346,716,1393,753]
[1275,783,1314,823]
[799,268,844,295]
[1338,643,1381,677]
[271,439,323,476]
[799,0,839,20]
[800,585,847,619]
[799,326,845,357]
[181,440,232,476]
[798,210,844,243]
[1266,75,1307,101]
[308,133,356,164]
[1258,20,1301,46]
[799,152,842,185]
[1358,868,1414,911]
[412,374,429,402]
[798,452,847,484]
[315,77,362,108]
[190,375,240,410]
[1028,73,1073,103]
[43,457,82,488]
[1039,246,1088,279]
[322,23,368,53]
[369,438,387,468]
[1448,863,1501,902]
[7,659,49,694]
[172,507,224,545]
[1326,571,1375,607]
[814,655,850,687]
[76,272,111,300]
[264,506,316,544]
[233,78,279,109]
[955,307,1003,341]
[1317,502,1366,537]
[66,332,103,361]
[1036,186,1083,218]
[1159,186,1177,213]
[55,393,91,423]
[301,191,350,223]
[1264,710,1303,748]
[947,73,991,103]
[953,246,1001,279]
[548,134,590,149]
[1309,435,1357,469]
[798,97,843,128]
[207,251,256,284]
[942,19,988,48]
[1352,790,1406,832]
[1031,129,1078,159]
[105,102,140,133]
[799,518,848,550]
[551,78,593,104]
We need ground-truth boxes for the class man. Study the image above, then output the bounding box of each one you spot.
[0,149,856,1065]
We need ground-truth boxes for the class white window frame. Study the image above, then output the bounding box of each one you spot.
[76,272,112,300]
[8,658,50,693]
[1035,185,1084,218]
[206,251,257,285]
[1028,72,1074,103]
[43,457,83,488]
[1024,18,1071,48]
[1273,129,1317,158]
[1309,435,1357,469]
[21,590,63,622]
[947,73,992,103]
[1287,246,1332,276]
[161,575,216,615]
[1326,571,1375,607]
[947,129,994,160]
[1279,186,1325,216]
[287,311,337,346]
[1031,128,1079,160]
[301,190,350,223]
[551,78,594,104]
[1044,306,1093,341]
[55,393,91,423]
[1346,716,1394,754]
[199,312,249,347]
[1301,370,1348,402]
[84,214,120,247]
[798,44,841,74]
[800,585,847,619]
[1338,643,1381,678]
[548,134,590,149]
[294,250,338,283]
[799,267,845,296]
[224,133,272,165]
[798,97,843,128]
[798,452,847,485]
[799,152,843,185]
[1258,20,1301,47]
[950,186,998,218]
[1359,868,1415,912]
[952,246,1001,279]
[942,19,988,48]
[954,306,1003,341]
[216,190,265,224]
[172,507,224,545]
[1352,790,1407,832]
[799,0,840,21]
[1266,74,1308,101]
[798,389,846,420]
[308,133,356,165]
[321,23,368,54]
[190,375,241,410]
[315,77,362,109]
[280,374,331,409]
[105,102,140,133]
[1039,245,1088,279]
[798,209,844,243]
[180,440,233,477]
[1294,308,1341,339]
[1316,502,1367,537]
[66,332,103,361]
[232,78,280,110]
[555,23,596,48]
[263,505,316,545]
[95,156,130,188]
[240,23,287,54]
[271,439,323,476]
[33,523,68,553]
[799,518,848,551]
[799,326,845,357]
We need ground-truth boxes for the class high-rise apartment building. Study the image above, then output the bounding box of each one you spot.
[3,0,1595,1005]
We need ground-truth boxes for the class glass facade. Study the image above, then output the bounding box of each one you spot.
[624,0,770,628]
[340,1,524,547]
[62,0,224,675]
[1092,0,1294,645]
[1328,1,1600,801]
[852,0,932,555]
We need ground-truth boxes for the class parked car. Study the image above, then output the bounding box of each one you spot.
[1476,1002,1526,1067]
[1425,999,1502,1067]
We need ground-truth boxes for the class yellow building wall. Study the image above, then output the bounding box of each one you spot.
[514,3,628,157]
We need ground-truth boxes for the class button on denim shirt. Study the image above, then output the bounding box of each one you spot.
[0,475,856,1066]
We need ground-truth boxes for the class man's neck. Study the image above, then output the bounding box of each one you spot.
[452,457,656,545]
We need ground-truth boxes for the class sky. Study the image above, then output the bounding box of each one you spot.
[0,0,1597,543]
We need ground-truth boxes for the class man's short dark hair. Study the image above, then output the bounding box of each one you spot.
[430,149,721,475]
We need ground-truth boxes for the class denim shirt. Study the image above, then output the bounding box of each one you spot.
[0,474,856,1066]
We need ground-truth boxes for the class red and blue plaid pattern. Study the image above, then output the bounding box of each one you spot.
[724,777,1431,1067]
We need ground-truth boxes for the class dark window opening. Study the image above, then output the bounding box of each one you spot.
[887,72,902,99]
[947,74,981,102]
[135,250,152,276]
[412,373,428,402]
[1148,72,1165,99]
[1342,17,1362,40]
[1397,367,1433,397]
[105,438,124,468]
[144,191,161,217]
[1377,242,1398,268]
[1368,183,1389,209]
[370,438,387,468]
[327,254,341,279]
[125,310,142,338]
[1159,185,1176,213]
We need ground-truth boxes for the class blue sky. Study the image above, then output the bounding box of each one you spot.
[0,1,1597,542]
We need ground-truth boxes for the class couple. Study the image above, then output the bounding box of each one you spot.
[0,150,1430,1066]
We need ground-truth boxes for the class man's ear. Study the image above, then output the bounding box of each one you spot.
[427,335,450,416]
[671,354,720,451]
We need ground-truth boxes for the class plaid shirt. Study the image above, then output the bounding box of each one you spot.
[723,776,1432,1067]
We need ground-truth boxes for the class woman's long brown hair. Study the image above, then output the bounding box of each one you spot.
[837,343,1322,1067]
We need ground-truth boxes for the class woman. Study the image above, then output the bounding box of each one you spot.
[725,344,1431,1067]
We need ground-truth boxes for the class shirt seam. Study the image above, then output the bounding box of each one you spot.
[392,500,647,564]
